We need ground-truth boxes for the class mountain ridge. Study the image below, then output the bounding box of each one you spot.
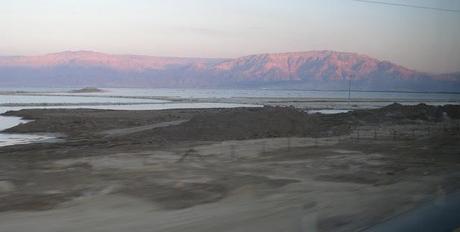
[0,50,459,91]
[0,50,223,71]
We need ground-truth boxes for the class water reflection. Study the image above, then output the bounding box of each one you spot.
[0,114,55,148]
[0,133,55,147]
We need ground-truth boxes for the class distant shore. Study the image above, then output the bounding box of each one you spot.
[1,89,459,111]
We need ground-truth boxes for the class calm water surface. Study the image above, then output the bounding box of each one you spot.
[50,88,460,101]
[2,87,460,101]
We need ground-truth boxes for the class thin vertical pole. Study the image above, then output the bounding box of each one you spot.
[348,79,351,102]
[348,78,352,107]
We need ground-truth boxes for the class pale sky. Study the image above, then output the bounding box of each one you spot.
[1,0,459,73]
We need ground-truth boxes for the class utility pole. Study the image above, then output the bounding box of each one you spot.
[348,75,353,107]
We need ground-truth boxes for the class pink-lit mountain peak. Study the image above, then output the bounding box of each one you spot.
[0,50,424,81]
[1,50,458,91]
[0,50,415,77]
[212,50,417,81]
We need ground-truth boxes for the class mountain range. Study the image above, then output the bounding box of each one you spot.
[1,50,459,92]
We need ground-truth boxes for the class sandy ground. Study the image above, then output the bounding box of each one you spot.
[0,104,459,231]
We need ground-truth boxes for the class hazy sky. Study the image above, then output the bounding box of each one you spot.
[1,0,459,73]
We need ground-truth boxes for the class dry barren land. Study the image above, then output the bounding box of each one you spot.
[0,104,460,232]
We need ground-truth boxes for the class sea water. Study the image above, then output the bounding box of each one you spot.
[0,109,55,147]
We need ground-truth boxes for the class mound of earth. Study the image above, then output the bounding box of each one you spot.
[69,87,105,93]
[141,106,353,142]
[351,103,460,123]
[134,104,460,143]
[3,104,460,144]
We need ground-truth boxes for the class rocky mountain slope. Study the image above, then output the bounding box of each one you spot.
[1,50,458,91]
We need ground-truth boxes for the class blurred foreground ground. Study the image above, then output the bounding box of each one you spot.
[0,104,459,232]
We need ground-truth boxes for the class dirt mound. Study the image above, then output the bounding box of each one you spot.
[380,103,445,120]
[69,87,105,93]
[139,104,460,142]
[143,107,352,142]
[441,104,460,119]
[3,108,200,136]
[4,104,459,144]
[352,103,460,123]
